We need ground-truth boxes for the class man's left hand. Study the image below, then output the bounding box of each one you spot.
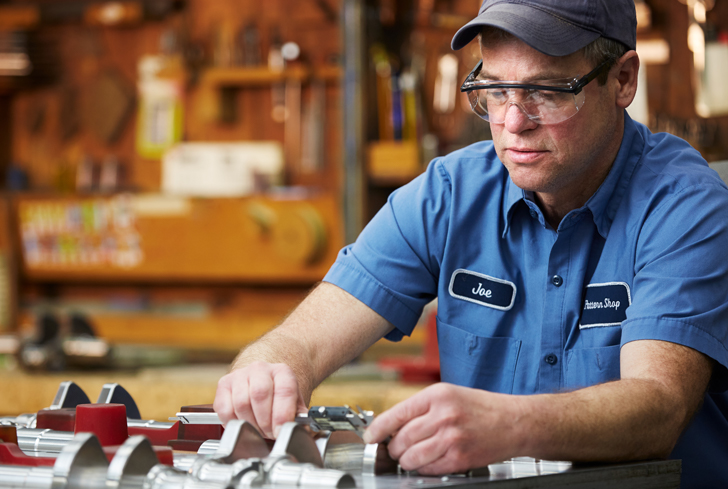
[363,383,526,475]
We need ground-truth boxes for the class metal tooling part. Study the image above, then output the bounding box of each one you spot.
[264,424,356,487]
[182,420,269,485]
[269,422,324,467]
[316,431,395,476]
[96,383,142,420]
[0,382,91,428]
[170,412,222,425]
[174,420,354,488]
[18,419,177,454]
[2,381,144,429]
[50,381,91,410]
[0,433,237,489]
[300,406,374,436]
[173,406,374,435]
[0,433,107,489]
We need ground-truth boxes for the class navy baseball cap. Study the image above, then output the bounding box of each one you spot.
[451,0,637,56]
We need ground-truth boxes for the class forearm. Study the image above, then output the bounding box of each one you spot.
[230,327,318,404]
[519,378,696,462]
[229,282,394,404]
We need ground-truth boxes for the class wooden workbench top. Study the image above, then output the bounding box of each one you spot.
[0,365,429,420]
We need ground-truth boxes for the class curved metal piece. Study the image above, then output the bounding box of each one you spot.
[196,440,220,456]
[266,458,355,489]
[362,443,398,476]
[298,465,357,488]
[212,420,270,464]
[50,382,91,410]
[50,433,108,489]
[145,464,236,489]
[106,436,159,489]
[319,431,365,471]
[192,458,261,486]
[96,384,142,420]
[269,422,324,467]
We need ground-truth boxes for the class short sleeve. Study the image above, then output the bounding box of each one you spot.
[324,159,453,340]
[621,182,728,391]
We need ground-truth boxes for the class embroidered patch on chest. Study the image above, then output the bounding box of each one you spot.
[448,269,516,311]
[580,282,632,329]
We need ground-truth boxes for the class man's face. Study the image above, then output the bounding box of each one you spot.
[479,38,620,200]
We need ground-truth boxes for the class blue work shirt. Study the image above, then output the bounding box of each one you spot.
[324,114,728,488]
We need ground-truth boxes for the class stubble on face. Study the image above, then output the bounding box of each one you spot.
[481,39,622,218]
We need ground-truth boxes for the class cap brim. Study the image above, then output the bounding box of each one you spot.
[451,3,600,56]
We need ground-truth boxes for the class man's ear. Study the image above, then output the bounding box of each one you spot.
[614,50,640,109]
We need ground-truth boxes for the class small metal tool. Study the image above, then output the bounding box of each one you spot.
[172,406,375,436]
[298,406,375,436]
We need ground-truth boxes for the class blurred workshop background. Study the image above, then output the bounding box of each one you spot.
[0,0,727,420]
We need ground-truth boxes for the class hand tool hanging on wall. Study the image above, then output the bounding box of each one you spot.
[0,1,185,29]
[282,42,303,175]
[269,28,286,123]
[301,77,326,173]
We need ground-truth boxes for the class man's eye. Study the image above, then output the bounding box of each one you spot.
[485,89,509,103]
[528,90,565,105]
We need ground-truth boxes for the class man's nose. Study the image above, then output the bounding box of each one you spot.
[503,102,537,133]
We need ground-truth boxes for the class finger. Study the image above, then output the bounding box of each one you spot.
[415,447,469,477]
[230,376,260,432]
[386,411,439,459]
[397,433,448,473]
[249,373,275,438]
[270,368,302,437]
[296,394,308,414]
[363,391,431,444]
[213,375,235,425]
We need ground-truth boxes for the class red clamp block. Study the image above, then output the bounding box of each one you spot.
[127,421,180,447]
[168,404,224,452]
[36,408,77,432]
[75,403,128,446]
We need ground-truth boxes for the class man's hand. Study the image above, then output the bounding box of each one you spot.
[214,361,308,439]
[363,383,526,475]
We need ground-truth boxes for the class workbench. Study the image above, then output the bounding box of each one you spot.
[0,368,681,488]
[0,365,429,420]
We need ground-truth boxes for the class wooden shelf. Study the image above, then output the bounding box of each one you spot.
[200,65,343,88]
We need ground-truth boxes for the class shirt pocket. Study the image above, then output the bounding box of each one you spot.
[437,317,521,394]
[564,345,621,389]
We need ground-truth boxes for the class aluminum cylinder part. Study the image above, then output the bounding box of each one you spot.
[172,453,201,473]
[0,413,37,428]
[17,428,74,453]
[0,466,54,489]
[126,420,177,430]
[191,458,262,486]
[265,457,355,488]
[196,440,219,457]
[298,465,356,488]
[143,465,234,489]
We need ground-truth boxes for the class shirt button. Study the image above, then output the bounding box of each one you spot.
[545,354,558,365]
[551,275,563,287]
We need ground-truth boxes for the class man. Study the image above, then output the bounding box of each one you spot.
[215,1,728,487]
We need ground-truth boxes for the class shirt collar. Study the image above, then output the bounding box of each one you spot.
[502,112,644,239]
[584,112,644,238]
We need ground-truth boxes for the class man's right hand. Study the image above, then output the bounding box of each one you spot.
[213,361,308,439]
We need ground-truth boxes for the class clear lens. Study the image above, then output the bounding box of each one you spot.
[467,88,585,125]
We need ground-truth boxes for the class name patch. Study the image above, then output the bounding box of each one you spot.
[579,282,631,329]
[449,269,516,311]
